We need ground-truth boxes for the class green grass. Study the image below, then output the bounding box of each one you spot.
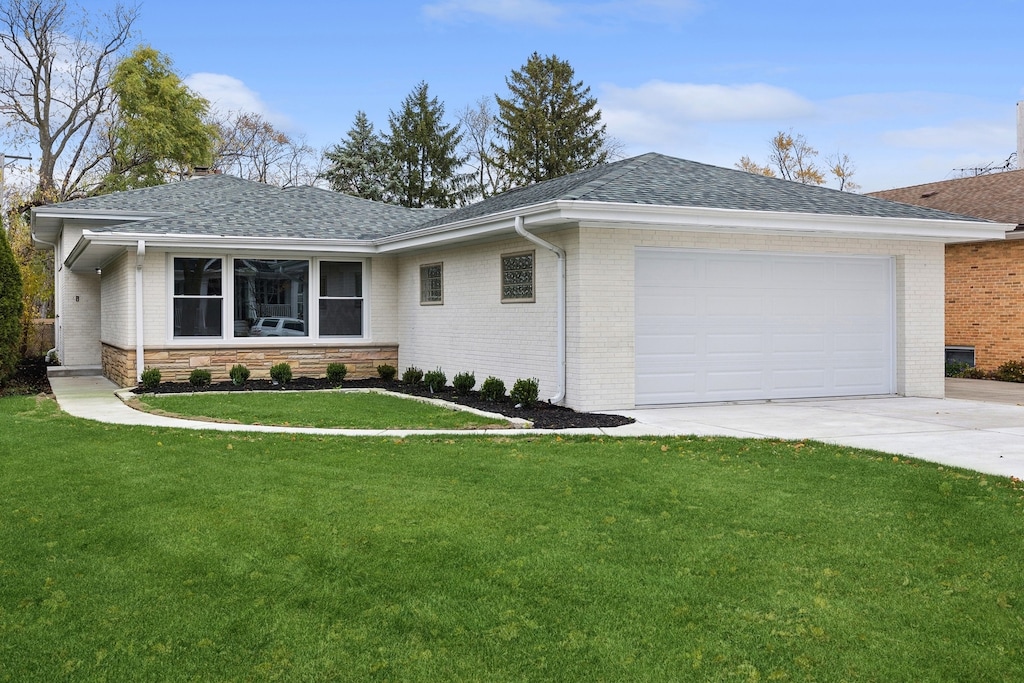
[134,390,509,430]
[2,394,1023,681]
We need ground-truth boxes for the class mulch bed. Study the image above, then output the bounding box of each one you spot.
[0,356,51,397]
[143,376,635,430]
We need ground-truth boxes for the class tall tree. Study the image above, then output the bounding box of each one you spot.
[492,52,608,187]
[457,97,505,200]
[385,82,468,208]
[98,46,215,192]
[322,111,392,201]
[0,0,138,200]
[737,131,858,191]
[5,199,51,355]
[0,219,23,382]
[210,111,316,187]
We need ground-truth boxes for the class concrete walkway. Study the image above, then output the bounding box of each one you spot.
[46,375,1024,479]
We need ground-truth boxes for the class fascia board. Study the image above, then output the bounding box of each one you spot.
[374,204,564,253]
[558,201,1013,242]
[64,231,376,269]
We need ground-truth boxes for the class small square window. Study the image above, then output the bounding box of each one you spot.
[420,263,443,305]
[501,251,534,303]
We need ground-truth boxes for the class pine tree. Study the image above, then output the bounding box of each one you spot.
[0,223,24,382]
[385,82,469,208]
[493,52,608,187]
[322,111,392,201]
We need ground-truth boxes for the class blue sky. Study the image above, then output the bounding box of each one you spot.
[126,0,1024,192]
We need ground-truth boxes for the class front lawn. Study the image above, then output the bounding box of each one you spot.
[133,390,511,430]
[2,395,1022,681]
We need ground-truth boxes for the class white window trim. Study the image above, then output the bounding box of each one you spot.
[164,253,370,344]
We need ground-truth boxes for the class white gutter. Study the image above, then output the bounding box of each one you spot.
[135,240,146,382]
[514,216,566,405]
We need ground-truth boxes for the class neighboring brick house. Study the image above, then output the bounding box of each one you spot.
[33,153,1005,410]
[869,170,1024,371]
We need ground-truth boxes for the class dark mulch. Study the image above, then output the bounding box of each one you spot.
[0,356,52,397]
[143,376,635,430]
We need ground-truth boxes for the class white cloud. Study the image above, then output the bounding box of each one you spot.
[421,0,698,27]
[185,73,292,128]
[881,120,1013,152]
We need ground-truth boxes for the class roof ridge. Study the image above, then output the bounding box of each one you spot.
[560,152,661,200]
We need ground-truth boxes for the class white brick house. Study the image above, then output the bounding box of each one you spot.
[31,153,1010,411]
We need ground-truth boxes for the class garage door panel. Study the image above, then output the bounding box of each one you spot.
[636,249,893,405]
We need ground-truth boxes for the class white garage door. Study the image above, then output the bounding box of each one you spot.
[635,249,894,405]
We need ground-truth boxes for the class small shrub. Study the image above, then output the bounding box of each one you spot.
[510,377,540,408]
[377,363,397,381]
[326,362,347,385]
[960,366,987,379]
[140,367,161,391]
[453,371,476,395]
[995,360,1024,383]
[402,366,423,384]
[270,362,292,385]
[424,367,446,393]
[945,359,970,378]
[229,364,250,386]
[480,376,506,402]
[189,368,212,387]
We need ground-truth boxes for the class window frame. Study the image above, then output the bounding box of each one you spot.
[317,259,366,338]
[419,262,444,305]
[171,256,225,339]
[500,250,535,304]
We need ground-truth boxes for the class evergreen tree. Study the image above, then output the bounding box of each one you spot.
[322,111,392,201]
[493,52,608,187]
[0,223,24,383]
[99,46,216,193]
[385,82,469,208]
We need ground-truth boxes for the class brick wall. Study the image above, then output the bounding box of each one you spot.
[946,240,1024,370]
[102,343,398,387]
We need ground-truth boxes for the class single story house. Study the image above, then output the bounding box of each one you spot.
[31,153,1010,412]
[869,169,1024,371]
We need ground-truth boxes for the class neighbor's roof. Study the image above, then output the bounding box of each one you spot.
[419,153,978,228]
[867,169,1024,227]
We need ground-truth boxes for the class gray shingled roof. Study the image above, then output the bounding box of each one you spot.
[75,175,448,240]
[418,153,979,228]
[47,154,984,243]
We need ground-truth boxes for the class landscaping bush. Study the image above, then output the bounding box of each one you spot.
[480,376,506,402]
[510,377,540,408]
[189,368,212,387]
[424,367,446,393]
[140,367,161,391]
[453,371,476,395]
[0,225,22,383]
[945,359,970,378]
[270,362,292,385]
[229,364,250,386]
[326,362,347,385]
[995,360,1024,383]
[960,366,987,379]
[377,363,397,381]
[402,366,423,385]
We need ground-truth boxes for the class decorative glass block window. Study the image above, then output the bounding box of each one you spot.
[501,251,535,303]
[173,257,223,337]
[420,262,443,305]
[233,259,308,337]
[319,261,363,336]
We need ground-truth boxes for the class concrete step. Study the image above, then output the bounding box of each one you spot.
[47,365,103,378]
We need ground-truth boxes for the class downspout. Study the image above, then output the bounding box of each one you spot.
[514,216,566,405]
[31,230,61,362]
[135,240,145,382]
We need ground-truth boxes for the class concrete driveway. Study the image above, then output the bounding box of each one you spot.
[616,385,1024,480]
